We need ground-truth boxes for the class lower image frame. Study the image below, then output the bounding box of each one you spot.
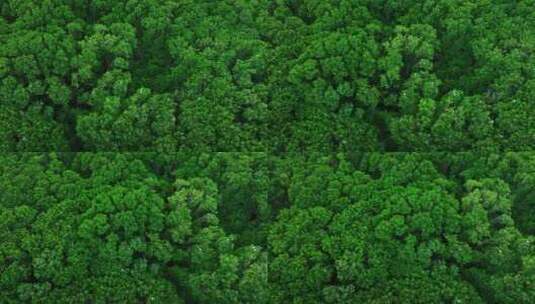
[1,152,533,303]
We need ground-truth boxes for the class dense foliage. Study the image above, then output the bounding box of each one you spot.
[1,1,534,303]
[269,153,534,303]
[0,153,269,303]
[1,0,534,151]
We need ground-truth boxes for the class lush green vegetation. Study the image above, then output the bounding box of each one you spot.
[1,153,534,303]
[0,153,269,303]
[269,153,534,303]
[1,1,534,303]
[1,0,534,151]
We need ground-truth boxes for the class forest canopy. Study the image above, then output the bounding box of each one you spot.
[1,0,534,152]
[1,1,534,303]
[1,153,534,303]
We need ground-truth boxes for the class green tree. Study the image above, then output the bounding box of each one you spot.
[269,155,533,303]
[0,153,268,303]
